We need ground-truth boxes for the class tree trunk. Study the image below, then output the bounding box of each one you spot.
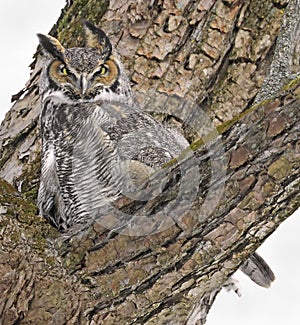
[0,0,299,324]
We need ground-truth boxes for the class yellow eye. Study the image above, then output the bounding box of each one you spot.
[98,65,108,75]
[59,65,68,75]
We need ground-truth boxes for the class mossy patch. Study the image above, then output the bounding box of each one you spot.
[0,177,58,252]
[268,157,292,181]
[55,0,109,47]
[14,151,41,201]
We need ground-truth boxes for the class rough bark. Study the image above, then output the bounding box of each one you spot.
[0,0,299,324]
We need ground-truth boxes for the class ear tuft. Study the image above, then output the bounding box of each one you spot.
[37,34,66,62]
[82,20,112,56]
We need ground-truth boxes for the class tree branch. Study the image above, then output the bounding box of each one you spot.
[1,80,299,323]
[0,0,299,324]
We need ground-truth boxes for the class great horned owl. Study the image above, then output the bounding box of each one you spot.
[37,20,188,231]
[37,21,274,288]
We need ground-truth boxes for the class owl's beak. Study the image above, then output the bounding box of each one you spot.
[79,75,89,96]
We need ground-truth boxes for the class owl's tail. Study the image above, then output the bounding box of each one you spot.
[240,252,275,288]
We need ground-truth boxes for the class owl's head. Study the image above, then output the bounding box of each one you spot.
[38,21,131,102]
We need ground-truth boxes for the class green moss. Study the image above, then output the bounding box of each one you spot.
[242,0,283,31]
[283,74,300,91]
[268,157,292,181]
[239,192,263,210]
[0,178,17,196]
[0,177,58,253]
[15,151,41,201]
[189,138,205,151]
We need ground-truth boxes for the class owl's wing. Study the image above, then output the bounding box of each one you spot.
[100,102,188,167]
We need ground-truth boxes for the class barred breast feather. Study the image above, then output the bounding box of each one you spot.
[38,98,188,230]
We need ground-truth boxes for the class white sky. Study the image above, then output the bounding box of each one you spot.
[0,1,299,324]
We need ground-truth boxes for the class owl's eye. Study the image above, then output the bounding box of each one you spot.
[59,65,68,76]
[96,65,109,76]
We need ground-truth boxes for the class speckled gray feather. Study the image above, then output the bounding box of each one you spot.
[38,96,187,230]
